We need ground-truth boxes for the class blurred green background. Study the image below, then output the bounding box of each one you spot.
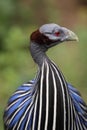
[0,0,87,129]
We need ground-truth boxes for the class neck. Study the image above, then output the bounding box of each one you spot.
[30,41,48,66]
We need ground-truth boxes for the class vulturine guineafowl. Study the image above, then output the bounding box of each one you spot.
[4,23,87,130]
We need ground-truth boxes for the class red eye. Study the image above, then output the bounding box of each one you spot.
[54,32,60,36]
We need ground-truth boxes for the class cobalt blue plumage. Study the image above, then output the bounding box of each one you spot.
[4,80,36,130]
[68,83,87,127]
[4,80,87,129]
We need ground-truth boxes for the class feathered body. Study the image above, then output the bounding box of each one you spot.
[3,23,87,130]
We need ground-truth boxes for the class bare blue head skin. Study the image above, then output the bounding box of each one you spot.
[30,23,78,66]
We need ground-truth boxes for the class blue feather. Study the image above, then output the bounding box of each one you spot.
[68,83,87,127]
[4,80,35,129]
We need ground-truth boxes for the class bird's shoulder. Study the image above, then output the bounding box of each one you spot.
[68,83,87,127]
[8,79,36,104]
[4,80,36,129]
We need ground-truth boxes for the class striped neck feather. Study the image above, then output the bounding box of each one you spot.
[35,59,68,130]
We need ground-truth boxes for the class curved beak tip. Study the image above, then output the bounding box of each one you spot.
[61,27,79,42]
[67,30,79,42]
[71,32,78,41]
[75,36,79,42]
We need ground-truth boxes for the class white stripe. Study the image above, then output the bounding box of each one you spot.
[77,115,83,130]
[23,83,33,86]
[82,123,87,130]
[80,103,87,111]
[44,62,49,130]
[6,90,32,111]
[7,105,22,125]
[18,96,31,107]
[79,113,87,122]
[16,91,31,97]
[56,67,70,130]
[25,106,34,130]
[6,99,20,111]
[51,68,57,130]
[17,101,34,130]
[12,90,32,97]
[13,122,17,130]
[69,98,73,130]
[51,62,66,130]
[73,103,77,130]
[32,94,39,130]
[8,95,33,126]
[73,104,81,130]
[37,62,44,130]
[13,90,25,94]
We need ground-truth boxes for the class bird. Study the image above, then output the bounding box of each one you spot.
[3,23,87,130]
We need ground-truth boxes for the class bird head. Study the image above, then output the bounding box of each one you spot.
[30,23,78,49]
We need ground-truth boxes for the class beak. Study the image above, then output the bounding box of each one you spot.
[61,27,79,42]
